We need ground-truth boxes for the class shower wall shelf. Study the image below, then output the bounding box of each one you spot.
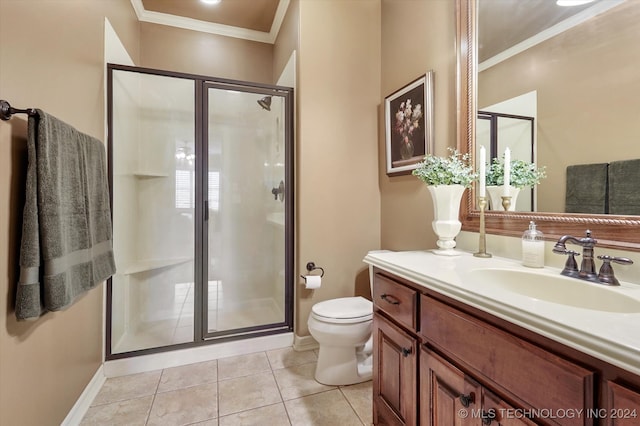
[123,257,193,275]
[267,212,285,228]
[132,171,169,179]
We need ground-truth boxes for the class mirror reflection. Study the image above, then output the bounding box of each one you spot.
[476,0,640,215]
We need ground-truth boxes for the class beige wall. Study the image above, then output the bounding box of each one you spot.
[478,1,640,213]
[273,0,299,84]
[140,22,274,84]
[380,0,457,250]
[295,0,381,336]
[0,0,453,418]
[0,1,139,425]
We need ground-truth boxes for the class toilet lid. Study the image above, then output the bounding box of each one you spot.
[312,296,373,320]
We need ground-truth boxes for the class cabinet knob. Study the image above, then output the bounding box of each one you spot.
[401,347,412,357]
[482,410,496,425]
[459,393,474,408]
[380,294,400,305]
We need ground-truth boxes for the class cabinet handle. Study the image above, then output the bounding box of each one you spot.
[459,393,474,408]
[401,347,412,357]
[482,410,496,425]
[380,294,400,305]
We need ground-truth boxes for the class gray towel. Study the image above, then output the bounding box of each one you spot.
[15,110,116,320]
[609,159,640,215]
[565,163,608,214]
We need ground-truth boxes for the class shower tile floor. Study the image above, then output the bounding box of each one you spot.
[113,281,284,354]
[81,347,373,425]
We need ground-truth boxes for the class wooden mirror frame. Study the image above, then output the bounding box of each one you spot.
[456,0,640,251]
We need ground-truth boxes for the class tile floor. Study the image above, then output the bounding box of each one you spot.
[81,347,372,425]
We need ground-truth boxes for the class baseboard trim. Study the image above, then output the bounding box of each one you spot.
[61,364,106,426]
[104,332,294,377]
[293,334,318,351]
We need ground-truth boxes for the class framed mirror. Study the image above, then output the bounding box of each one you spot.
[457,0,640,251]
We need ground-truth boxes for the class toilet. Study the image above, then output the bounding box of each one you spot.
[308,296,373,386]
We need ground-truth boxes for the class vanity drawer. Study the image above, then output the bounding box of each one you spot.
[373,273,417,331]
[420,295,595,424]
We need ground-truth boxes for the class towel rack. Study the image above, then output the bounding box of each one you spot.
[0,100,38,121]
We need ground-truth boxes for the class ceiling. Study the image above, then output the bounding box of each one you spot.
[131,0,287,43]
[131,0,615,56]
[478,0,608,63]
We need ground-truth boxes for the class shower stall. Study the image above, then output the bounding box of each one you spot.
[106,64,293,358]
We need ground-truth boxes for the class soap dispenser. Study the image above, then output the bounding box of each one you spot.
[522,221,544,268]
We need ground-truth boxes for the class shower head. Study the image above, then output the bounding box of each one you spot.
[257,96,272,111]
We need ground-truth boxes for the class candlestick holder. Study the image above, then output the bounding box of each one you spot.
[474,196,492,258]
[501,195,512,211]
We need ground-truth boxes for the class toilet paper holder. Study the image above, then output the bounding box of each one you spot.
[301,262,325,280]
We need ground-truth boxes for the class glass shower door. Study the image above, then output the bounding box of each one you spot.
[109,68,196,355]
[204,84,291,337]
[108,64,293,358]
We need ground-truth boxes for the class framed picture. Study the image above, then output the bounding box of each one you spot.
[385,71,434,176]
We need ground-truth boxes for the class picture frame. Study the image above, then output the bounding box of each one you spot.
[385,71,434,176]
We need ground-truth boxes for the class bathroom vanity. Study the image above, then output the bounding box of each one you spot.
[365,251,640,426]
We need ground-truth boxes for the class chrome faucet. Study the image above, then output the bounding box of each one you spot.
[553,230,633,285]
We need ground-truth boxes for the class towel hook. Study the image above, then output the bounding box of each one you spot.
[300,261,324,280]
[0,100,38,121]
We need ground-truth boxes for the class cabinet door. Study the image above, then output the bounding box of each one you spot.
[373,313,418,425]
[482,388,537,426]
[606,381,640,426]
[421,347,482,426]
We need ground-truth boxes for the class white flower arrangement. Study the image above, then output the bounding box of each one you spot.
[486,157,546,188]
[394,99,423,146]
[412,148,477,188]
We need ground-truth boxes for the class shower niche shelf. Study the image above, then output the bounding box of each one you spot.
[132,171,169,179]
[123,257,193,275]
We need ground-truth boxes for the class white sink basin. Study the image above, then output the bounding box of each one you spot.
[469,268,640,313]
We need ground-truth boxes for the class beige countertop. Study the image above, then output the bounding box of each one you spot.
[364,249,640,376]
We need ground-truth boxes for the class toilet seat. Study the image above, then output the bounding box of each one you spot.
[311,296,372,324]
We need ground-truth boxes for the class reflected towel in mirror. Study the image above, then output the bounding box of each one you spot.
[609,159,640,215]
[565,163,608,214]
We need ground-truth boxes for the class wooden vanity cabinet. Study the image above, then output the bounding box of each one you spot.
[372,273,419,425]
[371,268,640,426]
[421,347,482,426]
[605,382,640,426]
[482,388,538,426]
[373,313,418,425]
[421,346,541,426]
[420,294,594,426]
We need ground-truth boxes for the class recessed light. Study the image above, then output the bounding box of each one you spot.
[201,0,221,4]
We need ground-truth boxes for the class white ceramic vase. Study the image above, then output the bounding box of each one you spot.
[427,184,466,256]
[486,185,520,211]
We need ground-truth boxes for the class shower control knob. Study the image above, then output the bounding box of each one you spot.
[271,180,284,202]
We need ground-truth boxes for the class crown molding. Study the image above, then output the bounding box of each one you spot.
[130,0,290,44]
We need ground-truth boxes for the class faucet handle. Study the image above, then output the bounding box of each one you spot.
[558,249,580,278]
[596,255,634,286]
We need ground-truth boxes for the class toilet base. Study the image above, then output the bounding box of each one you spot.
[314,345,372,386]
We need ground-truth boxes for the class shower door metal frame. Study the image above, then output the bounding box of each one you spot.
[200,80,294,341]
[106,64,294,360]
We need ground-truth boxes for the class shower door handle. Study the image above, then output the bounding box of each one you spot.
[204,200,209,221]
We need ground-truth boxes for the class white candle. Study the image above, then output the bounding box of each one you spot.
[503,147,511,196]
[479,146,486,197]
